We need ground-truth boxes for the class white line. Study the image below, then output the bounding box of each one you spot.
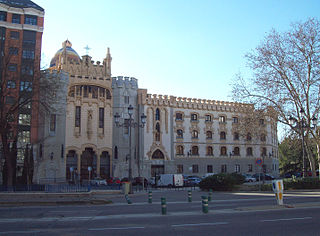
[172,222,228,227]
[0,230,42,234]
[89,226,145,231]
[261,217,312,222]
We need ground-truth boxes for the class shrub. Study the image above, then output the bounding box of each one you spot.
[283,178,320,190]
[199,173,245,191]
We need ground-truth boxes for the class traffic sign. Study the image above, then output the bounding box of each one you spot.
[255,158,263,166]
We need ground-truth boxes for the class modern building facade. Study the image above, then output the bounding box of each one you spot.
[0,0,44,182]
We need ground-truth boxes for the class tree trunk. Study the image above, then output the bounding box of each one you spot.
[1,133,13,187]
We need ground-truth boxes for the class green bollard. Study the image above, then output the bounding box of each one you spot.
[208,189,212,202]
[148,191,152,203]
[125,194,132,204]
[188,190,192,202]
[161,197,167,215]
[202,196,209,213]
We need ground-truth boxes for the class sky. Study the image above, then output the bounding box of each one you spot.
[35,0,320,102]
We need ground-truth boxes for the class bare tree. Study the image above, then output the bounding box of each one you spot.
[232,18,320,176]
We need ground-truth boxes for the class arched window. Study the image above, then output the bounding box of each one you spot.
[176,145,184,155]
[176,112,183,121]
[220,131,226,140]
[233,147,240,156]
[207,146,213,156]
[155,123,160,141]
[191,146,199,155]
[177,129,183,138]
[192,130,198,139]
[191,113,198,121]
[155,108,160,121]
[246,147,253,156]
[152,149,164,159]
[220,146,227,156]
[234,132,239,140]
[206,131,212,139]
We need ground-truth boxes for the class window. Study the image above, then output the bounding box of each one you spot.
[220,131,226,140]
[175,112,183,121]
[99,87,105,97]
[221,164,227,173]
[206,131,212,139]
[12,14,21,24]
[124,96,129,104]
[18,114,31,125]
[233,147,240,156]
[0,11,7,21]
[106,89,111,99]
[8,64,17,72]
[177,165,183,174]
[207,165,213,173]
[260,134,266,142]
[191,146,199,155]
[21,65,33,75]
[191,113,197,121]
[75,106,81,128]
[261,147,267,156]
[192,130,198,139]
[176,129,183,138]
[206,146,213,156]
[235,164,240,173]
[155,108,160,121]
[246,147,253,156]
[18,131,30,144]
[99,108,104,129]
[246,133,252,141]
[7,80,16,88]
[248,164,253,172]
[24,15,37,25]
[114,146,118,159]
[219,116,226,123]
[192,164,199,173]
[92,86,98,98]
[232,117,239,123]
[10,31,19,39]
[205,115,212,122]
[259,119,265,125]
[50,114,56,132]
[9,47,18,55]
[22,50,35,59]
[220,146,227,156]
[155,122,160,141]
[20,81,32,91]
[176,145,184,155]
[234,132,239,140]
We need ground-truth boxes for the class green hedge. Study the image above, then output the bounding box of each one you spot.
[283,177,320,190]
[199,173,245,191]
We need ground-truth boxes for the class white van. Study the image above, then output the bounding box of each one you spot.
[157,174,184,187]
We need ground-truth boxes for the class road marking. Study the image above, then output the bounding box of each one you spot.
[89,226,145,231]
[0,230,42,234]
[261,217,312,222]
[172,222,228,227]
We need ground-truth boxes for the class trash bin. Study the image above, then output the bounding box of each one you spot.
[122,182,130,195]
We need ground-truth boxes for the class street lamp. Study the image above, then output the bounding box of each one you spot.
[114,105,147,192]
[289,108,317,178]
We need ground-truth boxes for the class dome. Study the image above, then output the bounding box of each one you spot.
[50,40,81,67]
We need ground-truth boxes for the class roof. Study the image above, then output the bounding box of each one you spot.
[0,0,44,11]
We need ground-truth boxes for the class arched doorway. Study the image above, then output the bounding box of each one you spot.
[100,151,111,179]
[80,148,96,181]
[151,149,165,177]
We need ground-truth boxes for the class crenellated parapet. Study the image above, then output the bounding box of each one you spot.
[138,90,252,112]
[111,76,138,89]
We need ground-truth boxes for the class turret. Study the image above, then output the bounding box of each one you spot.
[104,47,112,77]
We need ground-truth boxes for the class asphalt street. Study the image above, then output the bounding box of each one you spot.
[0,190,319,235]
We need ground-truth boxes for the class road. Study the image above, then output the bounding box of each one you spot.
[0,190,319,235]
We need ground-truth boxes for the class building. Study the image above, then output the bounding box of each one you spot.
[0,0,44,183]
[49,40,113,183]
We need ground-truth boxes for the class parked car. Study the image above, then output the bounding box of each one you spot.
[202,173,215,178]
[252,173,275,181]
[90,178,107,186]
[242,174,256,182]
[107,177,121,184]
[187,176,202,186]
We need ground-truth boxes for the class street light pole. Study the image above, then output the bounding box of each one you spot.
[114,105,147,193]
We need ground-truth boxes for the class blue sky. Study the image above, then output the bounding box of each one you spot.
[35,0,320,102]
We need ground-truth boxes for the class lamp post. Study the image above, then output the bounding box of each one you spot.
[114,105,147,192]
[289,108,317,178]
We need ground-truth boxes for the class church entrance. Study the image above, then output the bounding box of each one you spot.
[80,148,96,181]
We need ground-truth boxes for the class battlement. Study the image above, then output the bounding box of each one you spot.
[139,92,252,112]
[112,76,138,89]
